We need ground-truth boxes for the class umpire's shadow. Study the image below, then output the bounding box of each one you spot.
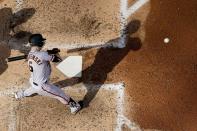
[54,20,142,108]
[0,7,35,76]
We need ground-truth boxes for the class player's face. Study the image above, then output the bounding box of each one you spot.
[42,41,46,47]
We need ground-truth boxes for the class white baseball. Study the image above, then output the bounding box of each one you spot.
[164,38,170,43]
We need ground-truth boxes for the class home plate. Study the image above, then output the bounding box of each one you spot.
[56,56,82,78]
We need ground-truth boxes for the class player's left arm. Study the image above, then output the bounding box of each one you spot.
[42,52,62,63]
[51,54,62,63]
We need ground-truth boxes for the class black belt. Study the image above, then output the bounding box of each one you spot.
[33,81,47,86]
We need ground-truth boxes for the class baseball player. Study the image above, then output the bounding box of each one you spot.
[14,34,81,114]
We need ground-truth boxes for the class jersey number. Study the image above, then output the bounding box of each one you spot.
[29,61,33,72]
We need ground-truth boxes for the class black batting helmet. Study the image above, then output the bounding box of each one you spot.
[29,34,46,47]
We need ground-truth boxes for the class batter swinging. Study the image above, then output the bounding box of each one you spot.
[15,34,81,114]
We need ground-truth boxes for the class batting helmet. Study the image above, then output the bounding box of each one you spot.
[29,34,46,47]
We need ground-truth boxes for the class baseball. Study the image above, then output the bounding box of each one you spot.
[164,38,170,43]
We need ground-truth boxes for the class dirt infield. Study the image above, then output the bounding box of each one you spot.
[15,0,120,45]
[0,0,197,131]
[124,0,197,130]
[16,87,117,131]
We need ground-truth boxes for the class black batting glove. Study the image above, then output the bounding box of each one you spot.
[47,48,60,54]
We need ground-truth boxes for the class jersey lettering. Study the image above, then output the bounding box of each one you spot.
[28,54,42,65]
[28,61,33,72]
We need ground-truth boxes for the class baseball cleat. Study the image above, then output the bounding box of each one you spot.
[69,98,82,114]
[70,102,81,114]
[14,90,24,100]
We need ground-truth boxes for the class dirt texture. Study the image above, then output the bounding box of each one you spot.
[16,87,117,131]
[16,0,120,45]
[123,0,197,131]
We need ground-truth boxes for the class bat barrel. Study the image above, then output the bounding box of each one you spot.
[7,55,27,62]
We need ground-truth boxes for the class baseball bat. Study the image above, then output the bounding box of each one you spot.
[6,48,61,62]
[6,55,27,62]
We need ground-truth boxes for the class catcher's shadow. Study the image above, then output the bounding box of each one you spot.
[54,20,142,108]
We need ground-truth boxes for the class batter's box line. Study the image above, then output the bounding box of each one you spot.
[63,82,141,131]
[0,88,18,131]
[120,0,150,19]
[44,40,122,50]
[0,83,141,131]
[14,0,24,13]
[119,0,150,48]
[0,89,16,97]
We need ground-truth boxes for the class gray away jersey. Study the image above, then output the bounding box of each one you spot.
[28,51,54,85]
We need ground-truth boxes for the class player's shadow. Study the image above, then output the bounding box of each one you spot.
[0,7,35,75]
[54,20,142,108]
[81,38,141,107]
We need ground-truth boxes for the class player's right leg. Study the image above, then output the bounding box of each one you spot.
[15,87,38,100]
[15,77,38,99]
[40,83,81,114]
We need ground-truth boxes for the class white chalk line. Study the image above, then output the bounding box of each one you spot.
[0,88,17,131]
[45,42,109,49]
[44,39,123,49]
[126,0,150,19]
[61,82,124,91]
[119,0,150,49]
[118,0,150,130]
[0,83,124,96]
[14,0,24,13]
[8,101,17,131]
[119,0,128,49]
[5,88,17,131]
[115,84,141,131]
